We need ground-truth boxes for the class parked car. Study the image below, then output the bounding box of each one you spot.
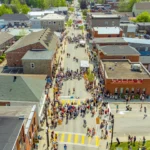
[144,34,150,39]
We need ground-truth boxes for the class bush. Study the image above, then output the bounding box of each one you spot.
[0,59,2,63]
[0,56,5,60]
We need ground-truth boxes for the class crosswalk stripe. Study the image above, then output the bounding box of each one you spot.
[95,136,100,146]
[88,137,91,144]
[81,135,85,144]
[67,134,72,142]
[74,134,78,143]
[60,133,65,142]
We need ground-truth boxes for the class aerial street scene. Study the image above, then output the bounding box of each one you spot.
[0,0,150,150]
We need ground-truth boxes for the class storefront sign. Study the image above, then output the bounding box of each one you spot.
[111,79,143,84]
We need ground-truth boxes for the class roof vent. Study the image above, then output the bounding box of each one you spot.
[13,76,17,82]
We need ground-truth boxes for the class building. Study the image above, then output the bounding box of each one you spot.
[0,116,25,150]
[123,37,150,52]
[0,14,30,27]
[140,56,150,72]
[0,32,14,55]
[6,29,58,76]
[120,24,137,37]
[48,7,68,15]
[97,45,140,62]
[92,27,123,38]
[132,2,150,16]
[136,23,150,34]
[99,59,150,95]
[87,14,120,30]
[90,37,128,47]
[30,17,42,29]
[40,14,65,32]
[0,105,39,150]
[0,75,47,123]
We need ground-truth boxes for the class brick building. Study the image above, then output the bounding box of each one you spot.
[6,28,58,76]
[0,116,25,150]
[96,45,140,62]
[0,105,39,150]
[92,27,123,38]
[99,59,150,95]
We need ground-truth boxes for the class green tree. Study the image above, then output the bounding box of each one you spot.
[118,0,129,12]
[19,29,27,36]
[11,0,21,12]
[0,4,13,16]
[135,11,150,22]
[21,4,30,14]
[68,7,74,12]
[127,0,140,11]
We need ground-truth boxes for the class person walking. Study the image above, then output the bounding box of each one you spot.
[64,144,67,150]
[133,136,136,144]
[116,104,119,113]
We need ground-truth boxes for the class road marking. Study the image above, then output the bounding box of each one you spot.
[68,134,72,142]
[88,136,91,144]
[60,133,65,142]
[95,136,100,146]
[74,134,78,143]
[58,141,98,148]
[81,135,85,144]
[55,131,87,136]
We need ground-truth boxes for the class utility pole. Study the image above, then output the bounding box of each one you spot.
[45,107,50,149]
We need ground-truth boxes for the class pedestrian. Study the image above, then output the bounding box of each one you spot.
[128,135,131,143]
[116,137,120,145]
[143,136,146,146]
[64,144,67,150]
[116,104,119,113]
[133,136,136,144]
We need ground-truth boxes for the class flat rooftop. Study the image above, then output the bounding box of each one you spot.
[0,116,24,150]
[41,13,65,20]
[93,27,121,34]
[102,59,150,79]
[92,14,120,18]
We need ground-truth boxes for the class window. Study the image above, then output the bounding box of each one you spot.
[115,88,118,93]
[108,35,111,37]
[131,88,134,93]
[49,21,51,24]
[54,21,56,24]
[105,21,108,25]
[123,56,126,59]
[112,21,115,26]
[30,63,35,69]
[126,88,129,93]
[120,88,123,94]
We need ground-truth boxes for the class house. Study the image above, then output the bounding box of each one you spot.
[99,59,150,95]
[6,29,59,77]
[92,27,123,38]
[0,14,30,27]
[40,14,65,32]
[0,105,38,150]
[120,24,137,37]
[136,23,150,34]
[132,2,150,16]
[87,13,120,30]
[0,75,47,123]
[97,45,140,62]
[0,32,14,55]
[0,116,25,150]
[140,56,150,72]
[30,17,42,29]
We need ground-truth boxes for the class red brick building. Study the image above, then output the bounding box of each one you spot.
[96,45,140,62]
[92,27,123,38]
[99,59,150,95]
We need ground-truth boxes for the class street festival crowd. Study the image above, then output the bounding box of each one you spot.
[42,33,114,150]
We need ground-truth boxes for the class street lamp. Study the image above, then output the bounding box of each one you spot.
[110,115,114,147]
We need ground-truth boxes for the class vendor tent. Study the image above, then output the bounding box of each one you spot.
[80,40,86,44]
[80,60,89,68]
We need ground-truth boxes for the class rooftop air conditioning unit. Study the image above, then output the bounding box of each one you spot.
[131,64,141,72]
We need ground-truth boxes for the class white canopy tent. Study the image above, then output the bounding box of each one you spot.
[80,40,86,44]
[80,60,89,68]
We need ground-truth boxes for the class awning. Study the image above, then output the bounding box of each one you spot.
[80,60,89,68]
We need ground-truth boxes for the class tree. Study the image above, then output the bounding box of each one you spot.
[19,29,27,36]
[0,4,13,16]
[118,0,129,12]
[135,11,150,22]
[80,0,87,9]
[21,4,30,14]
[68,7,74,12]
[127,0,140,11]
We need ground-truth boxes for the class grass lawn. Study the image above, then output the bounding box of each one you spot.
[110,141,150,150]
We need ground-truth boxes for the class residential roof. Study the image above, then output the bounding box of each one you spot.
[102,59,150,79]
[0,32,14,46]
[123,37,150,45]
[140,56,150,64]
[135,2,150,10]
[137,23,150,26]
[97,45,140,56]
[0,116,24,150]
[22,50,55,60]
[90,37,126,44]
[41,13,65,20]
[0,14,29,21]
[0,75,45,102]
[93,27,121,34]
[6,28,58,53]
[92,14,120,18]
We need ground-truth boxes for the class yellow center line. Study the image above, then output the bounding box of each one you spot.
[74,134,78,143]
[81,135,85,144]
[60,133,65,142]
[67,134,72,142]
